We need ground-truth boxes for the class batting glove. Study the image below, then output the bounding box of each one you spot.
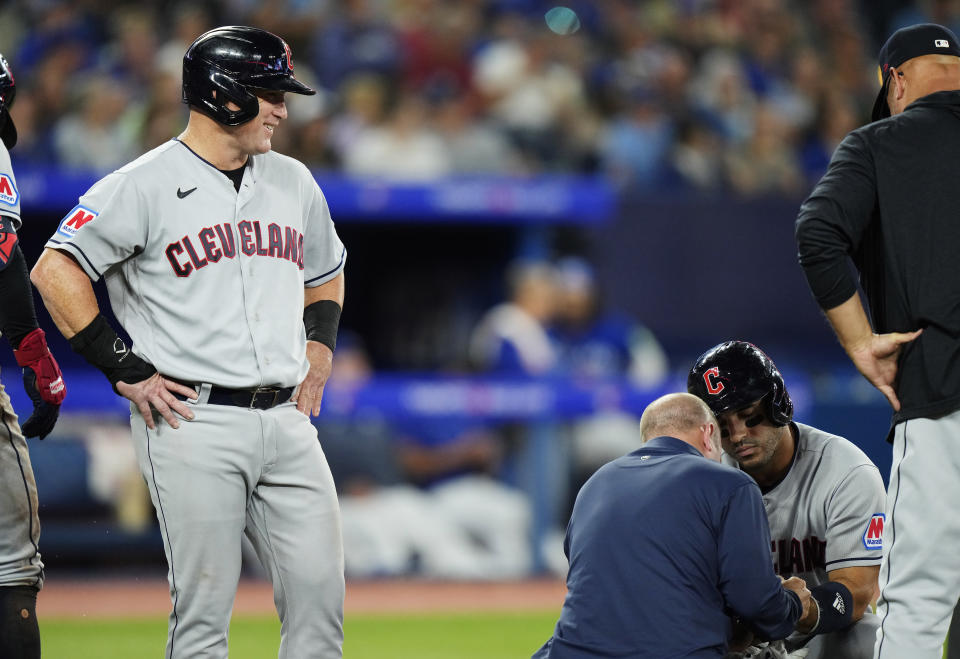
[14,328,66,439]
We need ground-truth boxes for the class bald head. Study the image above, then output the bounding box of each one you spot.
[888,54,960,116]
[639,393,722,460]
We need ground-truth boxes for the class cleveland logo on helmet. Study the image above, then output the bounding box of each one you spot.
[703,366,725,395]
[687,340,794,426]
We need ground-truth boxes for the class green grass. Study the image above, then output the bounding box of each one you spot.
[41,611,559,659]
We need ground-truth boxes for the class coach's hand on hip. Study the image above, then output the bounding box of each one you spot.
[846,331,923,411]
[293,340,333,417]
[117,374,197,430]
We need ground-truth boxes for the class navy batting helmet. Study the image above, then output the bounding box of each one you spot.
[687,341,793,426]
[182,26,315,126]
[0,54,17,149]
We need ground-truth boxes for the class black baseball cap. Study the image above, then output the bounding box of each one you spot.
[872,23,960,121]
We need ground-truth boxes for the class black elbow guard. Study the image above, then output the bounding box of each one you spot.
[808,581,854,635]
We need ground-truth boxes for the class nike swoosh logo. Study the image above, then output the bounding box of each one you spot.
[177,187,197,199]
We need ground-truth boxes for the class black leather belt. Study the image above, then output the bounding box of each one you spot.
[172,381,294,410]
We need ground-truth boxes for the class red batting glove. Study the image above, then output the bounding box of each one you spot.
[14,328,66,439]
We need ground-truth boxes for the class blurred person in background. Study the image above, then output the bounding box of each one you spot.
[343,91,452,181]
[326,73,389,164]
[798,90,861,183]
[434,94,523,174]
[551,256,668,387]
[138,70,189,152]
[598,86,674,189]
[469,259,559,377]
[5,88,55,165]
[52,76,139,172]
[310,0,401,92]
[396,1,478,100]
[321,335,530,578]
[724,102,803,197]
[550,256,669,516]
[689,49,757,145]
[393,416,533,578]
[99,8,159,99]
[669,118,725,190]
[155,5,216,77]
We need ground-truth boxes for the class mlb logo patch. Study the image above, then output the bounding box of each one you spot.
[863,513,885,550]
[936,39,950,47]
[56,205,99,238]
[0,173,18,206]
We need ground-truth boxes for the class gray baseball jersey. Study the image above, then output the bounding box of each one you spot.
[725,422,886,659]
[0,142,42,589]
[724,422,886,584]
[46,139,345,388]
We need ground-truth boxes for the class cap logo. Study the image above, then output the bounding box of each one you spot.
[936,39,950,48]
[703,366,725,395]
[284,42,293,71]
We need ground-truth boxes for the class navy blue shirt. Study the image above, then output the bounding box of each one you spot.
[534,436,801,658]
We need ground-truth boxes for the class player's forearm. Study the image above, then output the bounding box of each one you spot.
[0,244,39,347]
[824,293,874,356]
[30,248,99,339]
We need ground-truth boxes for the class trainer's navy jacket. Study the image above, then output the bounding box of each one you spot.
[797,90,960,428]
[533,437,802,659]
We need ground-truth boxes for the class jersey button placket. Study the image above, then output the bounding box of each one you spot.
[235,180,268,384]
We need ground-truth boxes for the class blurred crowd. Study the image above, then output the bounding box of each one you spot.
[0,0,953,195]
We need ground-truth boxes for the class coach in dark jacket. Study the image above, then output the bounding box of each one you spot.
[533,393,810,659]
[796,23,960,659]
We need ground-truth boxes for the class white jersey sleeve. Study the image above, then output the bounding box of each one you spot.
[0,143,21,229]
[301,166,345,287]
[46,171,147,280]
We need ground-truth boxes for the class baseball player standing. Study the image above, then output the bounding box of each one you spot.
[31,27,345,658]
[0,53,67,658]
[689,342,886,659]
[795,22,960,659]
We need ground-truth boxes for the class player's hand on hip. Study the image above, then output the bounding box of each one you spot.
[116,374,197,430]
[848,329,922,411]
[293,340,333,417]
